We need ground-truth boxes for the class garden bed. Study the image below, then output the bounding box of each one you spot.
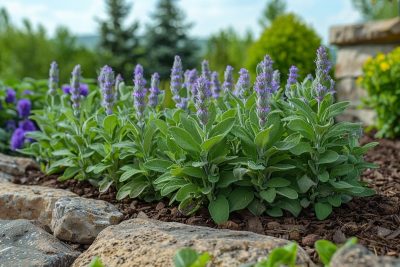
[12,132,400,262]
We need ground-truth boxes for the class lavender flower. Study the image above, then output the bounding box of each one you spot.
[286,65,298,91]
[48,61,59,95]
[222,66,234,93]
[272,70,280,93]
[201,60,211,80]
[149,72,161,108]
[70,65,81,113]
[10,128,25,150]
[17,99,31,118]
[235,68,250,98]
[171,56,183,107]
[314,46,334,102]
[185,69,198,99]
[19,119,36,132]
[210,71,221,98]
[5,120,16,132]
[194,76,211,126]
[5,88,16,103]
[23,90,33,95]
[177,97,189,110]
[114,74,123,102]
[62,84,89,96]
[99,66,115,115]
[254,55,275,127]
[133,64,147,120]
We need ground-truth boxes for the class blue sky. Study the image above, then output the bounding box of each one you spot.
[0,0,361,43]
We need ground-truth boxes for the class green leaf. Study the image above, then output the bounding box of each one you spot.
[297,175,316,193]
[103,114,118,136]
[315,240,337,265]
[266,164,296,172]
[208,195,229,224]
[144,159,173,172]
[318,150,339,164]
[315,202,332,220]
[290,142,312,155]
[87,256,105,267]
[327,195,342,207]
[319,171,329,182]
[58,167,80,181]
[129,177,150,198]
[119,168,146,182]
[209,117,236,137]
[331,164,354,177]
[276,187,298,199]
[176,184,198,202]
[248,199,266,216]
[266,207,283,217]
[143,123,157,156]
[287,119,314,141]
[260,188,276,203]
[274,133,301,151]
[254,126,272,149]
[52,149,75,157]
[201,134,225,152]
[278,199,302,216]
[182,166,206,179]
[174,248,211,267]
[228,188,254,212]
[265,177,291,187]
[169,127,201,154]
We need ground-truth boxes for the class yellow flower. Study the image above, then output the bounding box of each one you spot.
[376,53,385,62]
[356,76,363,85]
[380,62,390,71]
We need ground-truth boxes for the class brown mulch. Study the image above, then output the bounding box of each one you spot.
[13,132,400,262]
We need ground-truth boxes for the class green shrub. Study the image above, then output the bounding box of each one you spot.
[246,14,321,79]
[359,49,400,138]
[21,46,376,224]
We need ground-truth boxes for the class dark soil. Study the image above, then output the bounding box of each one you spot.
[13,132,400,262]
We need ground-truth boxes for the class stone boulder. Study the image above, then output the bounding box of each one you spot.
[330,244,400,267]
[330,17,400,46]
[0,182,77,228]
[51,197,123,244]
[0,153,38,179]
[72,218,315,267]
[0,219,79,267]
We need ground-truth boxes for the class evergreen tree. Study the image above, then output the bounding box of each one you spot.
[259,0,287,28]
[144,0,197,78]
[98,0,141,76]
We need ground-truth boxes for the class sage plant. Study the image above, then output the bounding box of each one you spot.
[194,76,210,127]
[48,61,59,96]
[70,65,81,115]
[201,60,211,80]
[99,65,115,115]
[149,73,161,108]
[171,56,183,108]
[133,64,147,121]
[254,56,274,127]
[235,68,250,99]
[222,65,234,93]
[210,71,221,98]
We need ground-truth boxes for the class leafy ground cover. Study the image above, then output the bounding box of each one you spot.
[13,131,400,260]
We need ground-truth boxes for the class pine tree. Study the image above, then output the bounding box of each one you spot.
[259,0,287,28]
[98,0,141,76]
[144,0,198,78]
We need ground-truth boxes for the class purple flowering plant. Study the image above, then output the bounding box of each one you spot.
[21,46,377,224]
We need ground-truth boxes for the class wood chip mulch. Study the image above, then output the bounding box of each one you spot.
[13,132,400,261]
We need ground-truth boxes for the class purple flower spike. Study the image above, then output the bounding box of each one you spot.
[185,69,198,100]
[222,66,234,94]
[5,120,16,132]
[133,64,147,120]
[286,65,298,92]
[149,72,161,108]
[235,68,250,99]
[17,99,31,118]
[70,65,82,114]
[171,56,183,108]
[114,74,123,102]
[211,71,221,98]
[254,55,275,127]
[19,119,36,131]
[194,76,211,126]
[10,128,25,150]
[314,46,334,101]
[80,83,89,96]
[176,97,189,110]
[5,88,16,104]
[99,66,115,115]
[48,61,59,96]
[272,70,280,93]
[201,60,211,80]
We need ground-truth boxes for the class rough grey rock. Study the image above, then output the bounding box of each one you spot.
[72,218,315,267]
[0,219,79,267]
[0,153,38,179]
[0,182,77,228]
[330,17,400,45]
[330,244,400,267]
[51,197,123,244]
